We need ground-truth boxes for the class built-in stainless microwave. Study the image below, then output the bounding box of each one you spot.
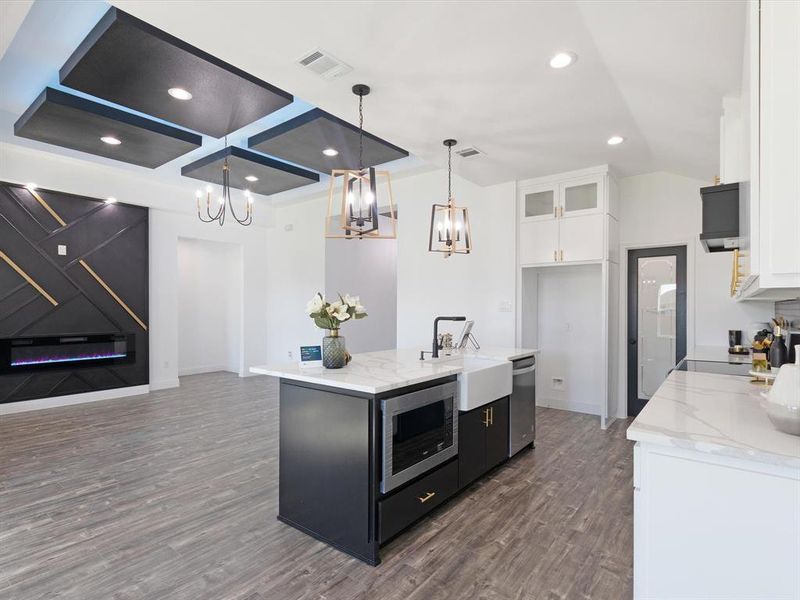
[381,381,458,493]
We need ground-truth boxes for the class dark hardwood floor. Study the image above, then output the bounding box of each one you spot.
[0,372,633,600]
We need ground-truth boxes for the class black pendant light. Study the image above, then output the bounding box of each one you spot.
[325,84,396,239]
[428,139,472,257]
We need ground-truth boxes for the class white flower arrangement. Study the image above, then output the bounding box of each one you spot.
[306,292,367,332]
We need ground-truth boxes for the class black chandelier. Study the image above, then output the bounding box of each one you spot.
[195,138,253,226]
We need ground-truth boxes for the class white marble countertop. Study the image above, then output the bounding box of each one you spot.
[249,347,538,394]
[627,369,800,468]
[684,345,752,364]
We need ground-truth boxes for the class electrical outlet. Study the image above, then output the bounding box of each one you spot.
[57,244,67,256]
[284,223,294,232]
[552,377,565,391]
[287,350,293,359]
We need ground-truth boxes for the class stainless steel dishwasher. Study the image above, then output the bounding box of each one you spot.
[508,355,536,457]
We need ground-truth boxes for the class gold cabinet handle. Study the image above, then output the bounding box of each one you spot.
[559,249,564,262]
[482,408,490,427]
[489,406,494,425]
[553,250,558,262]
[553,205,557,218]
[418,492,435,503]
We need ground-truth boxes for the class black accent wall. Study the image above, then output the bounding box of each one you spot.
[0,182,148,403]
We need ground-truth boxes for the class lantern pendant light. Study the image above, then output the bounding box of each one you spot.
[428,139,471,257]
[195,137,253,227]
[325,84,396,239]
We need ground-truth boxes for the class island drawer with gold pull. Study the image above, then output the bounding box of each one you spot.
[378,459,458,544]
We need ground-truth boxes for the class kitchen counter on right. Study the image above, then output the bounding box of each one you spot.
[627,368,798,468]
[626,366,799,599]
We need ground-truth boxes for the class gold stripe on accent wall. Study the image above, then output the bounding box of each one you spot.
[78,260,148,331]
[29,189,67,227]
[26,186,148,331]
[0,250,59,306]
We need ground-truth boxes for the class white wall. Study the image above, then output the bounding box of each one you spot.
[395,171,517,349]
[265,196,327,363]
[177,238,242,376]
[0,143,271,391]
[326,230,397,353]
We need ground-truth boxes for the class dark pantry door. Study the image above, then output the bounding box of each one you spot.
[627,246,687,417]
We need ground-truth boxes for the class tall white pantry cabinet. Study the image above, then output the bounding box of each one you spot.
[516,164,620,428]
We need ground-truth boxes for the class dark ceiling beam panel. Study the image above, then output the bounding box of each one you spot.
[181,146,320,196]
[248,108,409,173]
[14,88,202,169]
[59,7,293,138]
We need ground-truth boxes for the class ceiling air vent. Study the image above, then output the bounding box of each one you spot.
[455,146,484,158]
[297,48,352,79]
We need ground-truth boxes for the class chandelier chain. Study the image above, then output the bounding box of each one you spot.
[448,143,452,201]
[358,93,364,173]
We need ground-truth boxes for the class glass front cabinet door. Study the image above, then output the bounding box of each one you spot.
[559,175,603,217]
[520,183,559,221]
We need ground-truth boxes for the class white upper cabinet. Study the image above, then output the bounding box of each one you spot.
[735,0,800,298]
[519,220,560,265]
[559,213,605,263]
[758,0,800,289]
[517,166,616,266]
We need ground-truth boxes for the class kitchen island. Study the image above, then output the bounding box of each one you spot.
[627,367,800,599]
[250,347,536,565]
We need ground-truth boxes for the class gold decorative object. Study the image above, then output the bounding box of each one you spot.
[428,139,472,257]
[324,84,396,239]
[730,248,747,297]
[0,250,58,306]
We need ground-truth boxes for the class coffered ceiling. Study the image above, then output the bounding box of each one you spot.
[109,0,745,185]
[0,0,746,193]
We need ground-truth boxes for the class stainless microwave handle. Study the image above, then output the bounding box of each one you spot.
[512,365,536,376]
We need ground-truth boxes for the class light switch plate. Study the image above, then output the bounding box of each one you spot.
[498,301,513,313]
[57,244,67,256]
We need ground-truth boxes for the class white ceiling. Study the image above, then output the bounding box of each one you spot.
[1,1,745,191]
[112,0,745,185]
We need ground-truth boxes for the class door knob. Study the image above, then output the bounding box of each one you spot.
[628,339,637,345]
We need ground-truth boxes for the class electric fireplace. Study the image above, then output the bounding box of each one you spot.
[0,333,135,375]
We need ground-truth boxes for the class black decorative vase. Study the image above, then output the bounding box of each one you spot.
[323,331,348,369]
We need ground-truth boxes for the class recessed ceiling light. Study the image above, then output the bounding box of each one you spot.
[607,135,625,146]
[549,51,577,69]
[100,136,121,145]
[168,87,192,100]
[245,175,259,182]
[106,197,117,203]
[322,148,339,157]
[25,183,37,191]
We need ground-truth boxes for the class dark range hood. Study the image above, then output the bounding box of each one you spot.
[699,182,740,253]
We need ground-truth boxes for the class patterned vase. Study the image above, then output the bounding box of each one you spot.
[323,331,348,369]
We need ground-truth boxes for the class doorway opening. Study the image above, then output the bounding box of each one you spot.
[177,238,243,377]
[627,246,687,417]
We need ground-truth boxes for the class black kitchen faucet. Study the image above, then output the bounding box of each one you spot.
[421,316,466,359]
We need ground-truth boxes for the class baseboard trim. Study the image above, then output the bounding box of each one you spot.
[536,397,602,416]
[178,365,232,377]
[149,378,180,391]
[0,384,150,415]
